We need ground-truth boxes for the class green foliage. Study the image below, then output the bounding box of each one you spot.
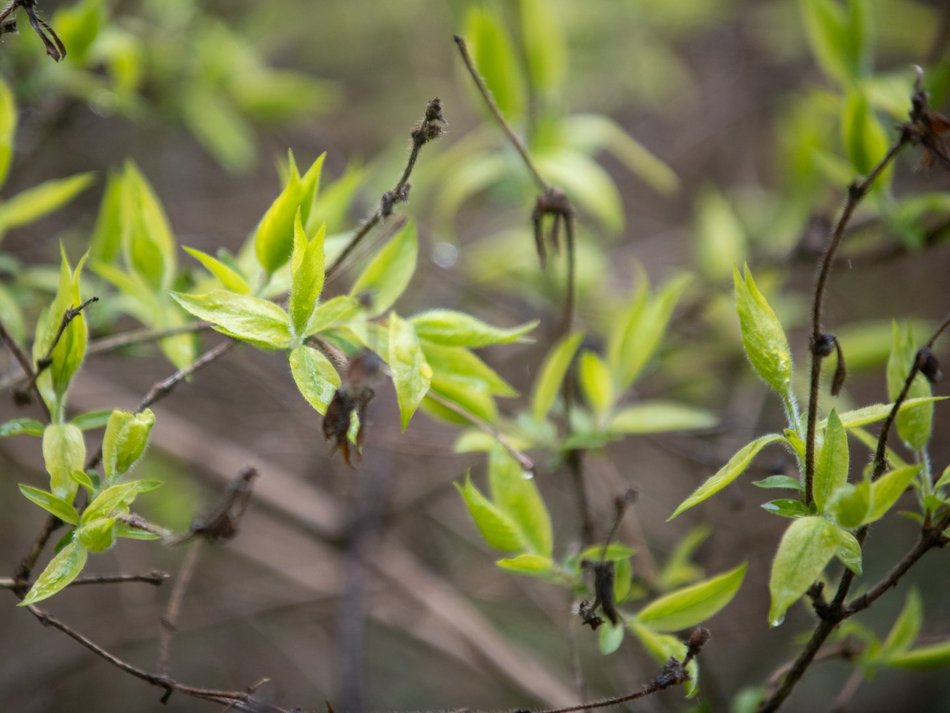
[814,410,849,512]
[768,516,839,626]
[349,221,418,318]
[19,541,88,606]
[101,409,155,483]
[289,346,341,415]
[733,266,793,402]
[388,313,432,430]
[635,564,747,632]
[887,322,933,451]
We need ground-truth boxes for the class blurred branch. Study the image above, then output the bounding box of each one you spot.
[0,571,168,591]
[0,317,51,421]
[159,540,203,678]
[325,97,445,279]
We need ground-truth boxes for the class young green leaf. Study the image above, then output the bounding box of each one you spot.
[843,89,890,179]
[410,309,537,347]
[519,0,565,95]
[464,6,525,122]
[828,481,871,529]
[69,409,113,432]
[82,480,163,524]
[18,541,88,606]
[18,485,80,525]
[886,641,950,670]
[43,423,86,501]
[669,434,785,519]
[866,465,920,524]
[420,342,517,397]
[768,516,839,626]
[305,295,361,336]
[878,590,922,662]
[531,331,584,422]
[289,213,326,336]
[635,563,747,632]
[120,162,177,291]
[496,553,555,578]
[76,517,117,553]
[599,621,625,655]
[887,322,933,450]
[752,475,804,491]
[833,525,862,575]
[69,469,96,494]
[0,418,45,438]
[254,155,303,274]
[576,544,637,564]
[171,289,291,348]
[829,396,945,430]
[0,79,14,190]
[0,173,95,238]
[488,447,552,556]
[609,401,717,435]
[289,345,340,414]
[694,186,747,282]
[578,351,614,421]
[183,246,251,295]
[657,525,710,591]
[388,313,432,430]
[734,266,793,398]
[814,409,849,512]
[761,499,812,519]
[425,373,498,425]
[350,221,417,318]
[799,0,869,86]
[456,474,526,552]
[102,409,155,482]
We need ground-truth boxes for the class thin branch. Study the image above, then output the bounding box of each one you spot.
[0,571,168,590]
[87,321,210,356]
[159,540,203,677]
[425,390,535,474]
[453,35,547,192]
[25,604,290,711]
[325,97,445,279]
[13,514,61,582]
[804,135,909,504]
[0,317,51,420]
[764,641,860,691]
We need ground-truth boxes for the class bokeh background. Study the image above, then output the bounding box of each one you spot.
[1,1,949,711]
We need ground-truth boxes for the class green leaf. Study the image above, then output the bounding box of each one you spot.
[488,447,552,556]
[18,485,80,525]
[843,89,890,179]
[936,465,950,492]
[0,173,95,238]
[82,479,162,524]
[578,351,613,420]
[425,373,498,424]
[254,153,304,274]
[761,499,812,519]
[534,150,624,234]
[183,246,251,295]
[531,331,583,422]
[388,313,432,430]
[866,465,920,524]
[420,342,517,397]
[576,544,637,564]
[830,396,945,430]
[120,162,177,291]
[814,410,849,512]
[657,525,710,591]
[0,79,14,190]
[829,480,871,529]
[42,423,86,501]
[887,322,933,450]
[636,563,747,632]
[306,295,361,336]
[878,590,922,661]
[69,469,96,494]
[289,345,340,414]
[69,409,113,431]
[694,187,746,282]
[290,215,326,337]
[669,434,785,519]
[799,0,869,86]
[599,621,625,655]
[180,87,255,173]
[102,409,155,482]
[456,473,526,552]
[350,221,418,318]
[768,516,839,626]
[496,553,554,577]
[614,557,633,603]
[76,517,116,553]
[886,641,950,670]
[752,475,804,491]
[833,525,862,575]
[609,401,717,435]
[464,6,525,122]
[18,541,88,606]
[90,171,122,263]
[53,0,104,63]
[410,309,537,348]
[519,0,565,95]
[113,523,162,541]
[734,266,793,398]
[171,289,291,348]
[0,418,45,438]
[608,274,690,391]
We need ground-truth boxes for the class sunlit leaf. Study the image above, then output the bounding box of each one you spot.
[610,401,717,435]
[388,313,432,430]
[289,345,340,414]
[768,516,838,627]
[814,409,849,512]
[734,266,793,399]
[636,564,747,632]
[171,289,291,348]
[18,485,80,525]
[456,473,526,552]
[19,542,88,606]
[410,309,537,348]
[350,221,417,318]
[531,332,583,422]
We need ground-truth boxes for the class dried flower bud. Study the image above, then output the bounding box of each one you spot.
[810,332,836,358]
[916,347,942,384]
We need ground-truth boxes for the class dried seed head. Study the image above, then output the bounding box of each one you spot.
[916,346,942,384]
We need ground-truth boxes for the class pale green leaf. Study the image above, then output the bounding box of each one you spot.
[488,447,551,557]
[866,465,920,524]
[886,641,950,670]
[734,266,793,398]
[496,553,554,577]
[519,0,565,94]
[76,517,117,552]
[420,342,517,397]
[610,401,717,435]
[829,480,871,529]
[388,313,432,430]
[42,423,86,501]
[464,7,525,122]
[69,409,112,431]
[254,156,303,274]
[289,345,340,414]
[183,246,251,295]
[350,221,417,317]
[669,434,785,519]
[82,479,162,524]
[768,516,839,626]
[636,564,747,632]
[815,409,849,512]
[290,214,326,336]
[171,289,291,348]
[410,309,537,347]
[833,525,862,575]
[694,187,746,282]
[879,590,922,661]
[102,409,155,482]
[18,485,80,525]
[578,351,613,419]
[830,396,946,430]
[0,173,95,237]
[887,322,933,450]
[456,474,526,552]
[599,621,625,655]
[0,418,45,438]
[305,295,361,336]
[531,331,583,422]
[19,542,88,606]
[0,79,14,190]
[120,162,177,291]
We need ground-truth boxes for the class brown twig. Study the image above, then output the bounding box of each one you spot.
[25,604,291,711]
[0,317,51,420]
[325,97,445,279]
[0,570,168,591]
[159,540,203,677]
